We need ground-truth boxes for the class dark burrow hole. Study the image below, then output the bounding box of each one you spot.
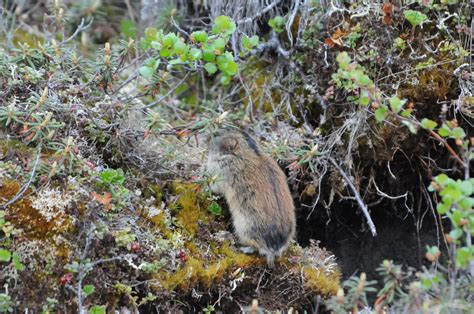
[296,197,447,300]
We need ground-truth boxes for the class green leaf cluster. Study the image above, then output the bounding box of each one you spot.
[268,16,285,33]
[207,201,222,216]
[242,35,259,51]
[99,168,126,185]
[0,209,24,272]
[98,168,130,210]
[404,10,428,28]
[140,15,244,85]
[437,123,466,140]
[429,174,474,268]
[333,52,421,128]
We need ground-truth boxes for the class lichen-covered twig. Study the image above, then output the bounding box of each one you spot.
[329,157,377,237]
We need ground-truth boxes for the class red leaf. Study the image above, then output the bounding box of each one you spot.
[383,3,393,25]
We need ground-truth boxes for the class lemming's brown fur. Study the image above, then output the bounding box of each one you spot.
[206,130,296,267]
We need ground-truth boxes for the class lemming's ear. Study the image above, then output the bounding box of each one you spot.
[220,137,239,154]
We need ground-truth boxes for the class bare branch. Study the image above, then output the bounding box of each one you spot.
[63,18,93,44]
[329,157,377,237]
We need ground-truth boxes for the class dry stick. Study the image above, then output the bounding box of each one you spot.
[329,157,377,237]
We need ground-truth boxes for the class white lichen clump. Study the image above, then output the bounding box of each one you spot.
[31,187,73,222]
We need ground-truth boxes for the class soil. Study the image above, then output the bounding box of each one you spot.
[297,198,445,295]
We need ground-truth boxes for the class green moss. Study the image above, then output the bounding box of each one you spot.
[153,240,260,292]
[148,212,173,239]
[143,183,163,207]
[12,29,44,47]
[0,139,32,156]
[219,241,261,267]
[301,267,341,296]
[171,181,211,236]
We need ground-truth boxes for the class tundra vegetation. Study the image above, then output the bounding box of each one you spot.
[0,0,472,312]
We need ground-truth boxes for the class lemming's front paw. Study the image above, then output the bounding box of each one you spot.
[209,183,222,194]
[239,246,256,254]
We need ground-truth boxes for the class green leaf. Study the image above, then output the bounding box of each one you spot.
[459,180,473,196]
[404,10,428,28]
[168,58,183,65]
[99,169,125,185]
[150,40,162,50]
[401,120,418,134]
[359,90,370,106]
[159,47,172,57]
[400,109,412,118]
[389,96,405,114]
[212,37,226,52]
[268,16,285,33]
[249,35,259,47]
[336,52,351,69]
[449,228,463,240]
[189,48,202,61]
[421,118,437,130]
[162,33,178,47]
[458,197,474,211]
[242,35,259,50]
[226,61,238,75]
[89,305,106,314]
[440,185,463,203]
[217,55,238,76]
[436,203,448,214]
[438,123,451,137]
[191,31,207,43]
[173,40,187,55]
[204,63,217,74]
[374,106,388,122]
[139,58,159,78]
[455,247,471,268]
[435,174,450,186]
[421,277,432,290]
[212,16,236,36]
[0,249,11,262]
[12,253,23,271]
[139,66,154,78]
[83,284,95,297]
[451,127,466,140]
[452,209,463,225]
[120,20,137,39]
[208,201,222,216]
[144,27,158,39]
[220,75,231,85]
[202,50,216,62]
[354,72,372,86]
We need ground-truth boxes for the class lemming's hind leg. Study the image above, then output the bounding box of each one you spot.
[238,238,276,267]
[265,252,275,268]
[240,245,275,268]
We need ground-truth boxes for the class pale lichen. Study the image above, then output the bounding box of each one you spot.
[31,187,73,223]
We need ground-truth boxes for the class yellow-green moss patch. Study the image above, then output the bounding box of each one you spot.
[171,181,212,236]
